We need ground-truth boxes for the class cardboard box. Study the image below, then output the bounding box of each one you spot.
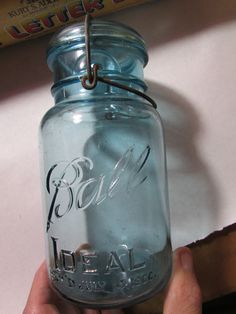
[125,224,236,313]
[0,0,148,47]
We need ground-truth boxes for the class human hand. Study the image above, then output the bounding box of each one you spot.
[24,247,201,314]
[163,247,202,314]
[23,261,123,314]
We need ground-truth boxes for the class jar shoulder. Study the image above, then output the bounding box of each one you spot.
[40,98,162,132]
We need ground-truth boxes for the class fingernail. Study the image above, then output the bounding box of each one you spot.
[180,249,193,272]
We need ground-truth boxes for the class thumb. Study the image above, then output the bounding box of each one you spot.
[163,247,202,314]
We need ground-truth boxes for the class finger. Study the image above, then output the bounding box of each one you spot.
[56,298,82,314]
[23,304,60,314]
[82,310,100,314]
[163,247,202,314]
[83,309,124,314]
[24,261,56,309]
[24,261,81,314]
[102,310,124,314]
[83,307,122,314]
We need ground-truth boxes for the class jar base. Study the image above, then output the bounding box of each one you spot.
[49,245,172,309]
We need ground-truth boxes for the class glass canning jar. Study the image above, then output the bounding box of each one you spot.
[39,19,172,309]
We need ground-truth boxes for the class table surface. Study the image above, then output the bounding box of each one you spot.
[1,1,236,313]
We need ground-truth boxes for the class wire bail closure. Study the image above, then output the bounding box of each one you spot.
[80,14,157,109]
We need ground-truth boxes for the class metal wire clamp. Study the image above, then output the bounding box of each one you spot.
[80,14,157,110]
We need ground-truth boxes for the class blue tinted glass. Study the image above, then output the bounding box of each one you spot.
[40,19,172,309]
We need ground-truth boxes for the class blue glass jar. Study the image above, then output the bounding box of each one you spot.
[40,19,172,309]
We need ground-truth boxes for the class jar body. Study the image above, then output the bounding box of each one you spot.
[40,96,172,308]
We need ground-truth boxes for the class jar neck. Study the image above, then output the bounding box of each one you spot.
[52,78,147,105]
[48,38,148,105]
